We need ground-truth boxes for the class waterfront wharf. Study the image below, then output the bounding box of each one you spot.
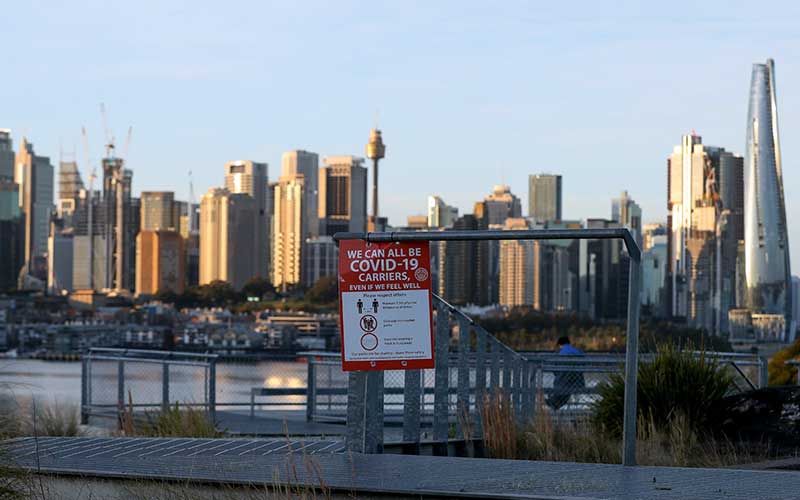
[6,436,800,500]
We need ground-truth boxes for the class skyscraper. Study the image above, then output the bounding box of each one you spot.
[15,137,54,269]
[427,195,458,228]
[135,230,185,296]
[272,175,305,289]
[744,59,793,340]
[0,130,13,181]
[101,156,136,292]
[499,218,534,307]
[528,174,562,222]
[318,156,367,235]
[282,151,319,238]
[481,185,522,226]
[611,190,642,249]
[667,133,742,332]
[225,161,269,279]
[0,180,24,290]
[140,191,179,231]
[199,187,257,290]
[56,159,84,224]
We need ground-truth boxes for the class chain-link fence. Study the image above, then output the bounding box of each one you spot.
[81,348,217,424]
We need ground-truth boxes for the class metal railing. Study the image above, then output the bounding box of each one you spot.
[334,227,643,464]
[81,347,218,424]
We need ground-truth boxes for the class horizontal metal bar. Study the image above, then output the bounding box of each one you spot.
[87,356,211,368]
[88,347,219,360]
[334,228,641,262]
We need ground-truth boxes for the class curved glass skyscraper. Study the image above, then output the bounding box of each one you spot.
[744,58,792,336]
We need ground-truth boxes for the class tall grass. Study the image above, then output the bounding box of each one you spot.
[117,394,221,438]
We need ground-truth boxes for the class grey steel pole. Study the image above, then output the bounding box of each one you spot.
[622,255,642,466]
[759,356,769,388]
[80,354,88,425]
[162,362,170,414]
[208,359,217,423]
[306,359,317,422]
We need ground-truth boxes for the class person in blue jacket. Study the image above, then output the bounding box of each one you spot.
[546,336,585,410]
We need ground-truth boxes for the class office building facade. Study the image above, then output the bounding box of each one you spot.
[135,230,185,296]
[199,188,257,290]
[318,156,367,235]
[225,160,269,279]
[282,151,319,238]
[272,175,306,289]
[140,191,179,231]
[528,174,562,222]
[15,138,54,267]
[427,195,458,228]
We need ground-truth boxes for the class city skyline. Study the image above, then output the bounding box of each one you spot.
[1,2,799,271]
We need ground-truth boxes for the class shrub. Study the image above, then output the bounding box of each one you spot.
[768,338,800,386]
[592,345,734,437]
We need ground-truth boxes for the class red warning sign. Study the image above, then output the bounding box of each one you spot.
[338,240,434,371]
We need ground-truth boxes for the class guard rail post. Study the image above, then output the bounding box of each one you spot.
[80,352,89,425]
[307,359,317,422]
[162,362,170,414]
[622,234,642,466]
[208,358,217,422]
[759,356,769,388]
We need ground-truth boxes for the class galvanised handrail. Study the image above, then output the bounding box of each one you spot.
[334,228,642,464]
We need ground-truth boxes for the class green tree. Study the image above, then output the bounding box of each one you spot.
[197,280,239,306]
[242,277,275,300]
[305,275,338,304]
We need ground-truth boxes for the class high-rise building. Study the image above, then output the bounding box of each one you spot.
[743,59,793,340]
[199,187,257,290]
[499,218,534,307]
[301,236,338,287]
[135,230,185,296]
[140,191,179,231]
[272,175,305,289]
[642,223,667,252]
[318,156,367,236]
[437,214,491,306]
[427,196,459,228]
[667,133,742,332]
[15,138,54,269]
[481,185,522,226]
[0,180,24,290]
[282,151,319,238]
[0,130,13,181]
[642,234,668,316]
[528,174,562,223]
[406,215,428,228]
[56,159,84,225]
[225,161,269,279]
[611,191,642,248]
[101,156,137,292]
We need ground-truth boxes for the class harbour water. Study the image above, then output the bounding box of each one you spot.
[0,359,310,407]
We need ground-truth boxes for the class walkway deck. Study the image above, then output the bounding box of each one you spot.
[6,437,800,499]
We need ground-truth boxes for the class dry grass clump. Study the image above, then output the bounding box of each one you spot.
[479,388,771,467]
[479,390,517,459]
[117,396,221,438]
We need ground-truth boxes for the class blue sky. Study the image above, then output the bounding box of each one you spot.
[3,1,799,270]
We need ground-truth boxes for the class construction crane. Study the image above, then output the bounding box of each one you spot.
[100,103,115,158]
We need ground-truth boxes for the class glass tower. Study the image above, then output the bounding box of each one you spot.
[744,58,792,338]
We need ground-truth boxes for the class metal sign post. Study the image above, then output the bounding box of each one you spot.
[335,228,641,465]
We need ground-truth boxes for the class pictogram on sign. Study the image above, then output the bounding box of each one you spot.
[338,240,434,371]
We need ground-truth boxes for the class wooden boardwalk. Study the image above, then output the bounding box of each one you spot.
[6,437,800,499]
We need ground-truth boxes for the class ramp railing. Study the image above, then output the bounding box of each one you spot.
[334,228,643,464]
